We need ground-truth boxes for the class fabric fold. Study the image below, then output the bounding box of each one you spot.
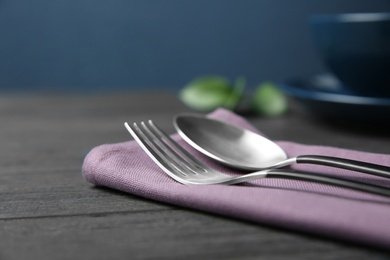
[82,108,390,249]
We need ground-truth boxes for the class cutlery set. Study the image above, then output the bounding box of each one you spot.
[124,114,390,196]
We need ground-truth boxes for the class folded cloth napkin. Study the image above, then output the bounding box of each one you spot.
[82,108,390,249]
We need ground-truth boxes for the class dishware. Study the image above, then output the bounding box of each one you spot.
[124,120,390,196]
[310,13,390,97]
[173,114,390,178]
[279,74,390,121]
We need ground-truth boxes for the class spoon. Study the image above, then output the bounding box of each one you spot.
[174,113,390,179]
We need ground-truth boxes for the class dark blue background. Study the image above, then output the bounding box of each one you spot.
[1,0,389,92]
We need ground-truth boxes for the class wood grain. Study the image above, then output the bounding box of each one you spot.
[1,92,389,259]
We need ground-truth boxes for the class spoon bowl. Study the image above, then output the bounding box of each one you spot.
[174,114,390,179]
[174,114,291,170]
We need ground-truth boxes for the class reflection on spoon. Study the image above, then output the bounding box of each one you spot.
[174,114,390,179]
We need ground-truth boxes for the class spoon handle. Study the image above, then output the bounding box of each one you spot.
[296,155,390,179]
[266,169,390,197]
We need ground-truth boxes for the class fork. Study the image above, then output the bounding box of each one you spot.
[124,120,390,197]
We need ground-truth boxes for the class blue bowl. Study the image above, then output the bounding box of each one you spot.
[311,13,390,97]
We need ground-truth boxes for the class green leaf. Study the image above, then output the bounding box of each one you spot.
[180,75,234,111]
[252,82,287,116]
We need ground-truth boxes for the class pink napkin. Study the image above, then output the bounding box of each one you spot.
[82,108,390,249]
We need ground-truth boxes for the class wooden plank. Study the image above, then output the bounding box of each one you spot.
[0,210,387,260]
[1,168,174,219]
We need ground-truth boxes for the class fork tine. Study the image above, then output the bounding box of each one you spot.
[125,122,180,178]
[125,121,205,183]
[147,120,208,172]
[141,121,208,175]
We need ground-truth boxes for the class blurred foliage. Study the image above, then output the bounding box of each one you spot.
[179,75,287,116]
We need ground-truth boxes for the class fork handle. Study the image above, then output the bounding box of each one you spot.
[265,169,390,197]
[296,155,390,179]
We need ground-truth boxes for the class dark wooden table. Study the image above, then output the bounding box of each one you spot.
[1,92,390,259]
